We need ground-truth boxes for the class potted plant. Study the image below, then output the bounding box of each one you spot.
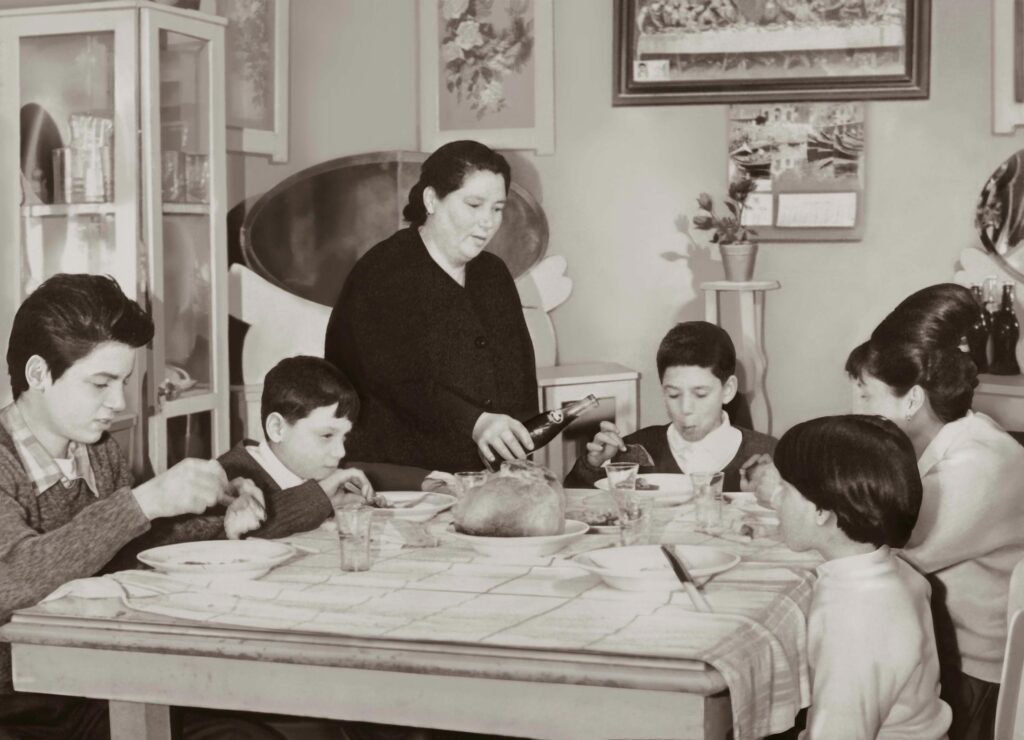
[692,178,759,282]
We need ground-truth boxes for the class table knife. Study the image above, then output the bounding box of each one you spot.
[660,545,714,613]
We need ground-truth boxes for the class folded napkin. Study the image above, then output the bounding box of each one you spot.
[421,470,456,494]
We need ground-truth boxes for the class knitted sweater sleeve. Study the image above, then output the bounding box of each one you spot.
[0,444,149,623]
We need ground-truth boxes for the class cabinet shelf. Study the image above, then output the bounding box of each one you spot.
[21,203,116,218]
[162,203,210,215]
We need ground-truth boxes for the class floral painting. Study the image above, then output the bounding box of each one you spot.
[420,0,554,153]
[438,0,537,130]
[219,0,274,129]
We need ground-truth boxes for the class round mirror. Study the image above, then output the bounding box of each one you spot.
[237,150,549,307]
[977,149,1024,282]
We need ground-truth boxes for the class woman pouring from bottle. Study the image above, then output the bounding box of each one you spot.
[324,140,539,473]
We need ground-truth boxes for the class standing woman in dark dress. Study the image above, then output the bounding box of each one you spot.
[324,140,538,473]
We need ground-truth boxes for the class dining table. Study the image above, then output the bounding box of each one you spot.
[0,488,820,740]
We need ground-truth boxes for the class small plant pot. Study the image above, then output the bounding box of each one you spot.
[720,241,758,282]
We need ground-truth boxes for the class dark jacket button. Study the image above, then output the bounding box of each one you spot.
[475,336,488,348]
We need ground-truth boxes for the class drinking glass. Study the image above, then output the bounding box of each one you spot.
[618,493,654,546]
[162,150,184,202]
[334,505,373,571]
[453,471,487,498]
[185,153,209,203]
[690,471,725,534]
[604,462,638,512]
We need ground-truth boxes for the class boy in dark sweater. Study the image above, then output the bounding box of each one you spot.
[565,321,776,491]
[0,274,293,738]
[218,354,375,527]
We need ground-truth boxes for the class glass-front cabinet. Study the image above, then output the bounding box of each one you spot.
[0,1,229,476]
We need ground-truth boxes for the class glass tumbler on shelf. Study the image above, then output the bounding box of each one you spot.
[690,471,725,534]
[334,505,373,572]
[161,150,184,203]
[184,153,209,203]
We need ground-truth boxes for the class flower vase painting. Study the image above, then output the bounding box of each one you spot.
[420,0,554,154]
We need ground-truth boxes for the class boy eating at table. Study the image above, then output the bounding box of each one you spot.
[217,354,377,527]
[564,320,775,490]
[0,273,311,738]
[772,415,951,739]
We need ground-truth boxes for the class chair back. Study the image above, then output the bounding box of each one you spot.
[995,558,1024,738]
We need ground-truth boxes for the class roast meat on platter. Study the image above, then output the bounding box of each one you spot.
[453,461,566,537]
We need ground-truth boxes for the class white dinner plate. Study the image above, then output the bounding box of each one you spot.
[573,544,740,591]
[446,519,589,558]
[724,491,779,520]
[595,474,694,506]
[137,540,296,579]
[372,492,456,523]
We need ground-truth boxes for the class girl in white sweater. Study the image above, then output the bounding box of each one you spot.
[774,415,951,740]
[846,283,1024,739]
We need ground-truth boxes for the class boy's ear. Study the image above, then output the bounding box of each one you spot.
[264,412,288,443]
[814,508,835,528]
[721,375,738,405]
[24,355,52,391]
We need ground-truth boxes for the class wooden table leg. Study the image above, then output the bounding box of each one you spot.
[109,701,172,740]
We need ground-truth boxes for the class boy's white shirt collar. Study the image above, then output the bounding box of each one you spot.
[247,439,305,489]
[666,411,742,474]
[815,545,890,579]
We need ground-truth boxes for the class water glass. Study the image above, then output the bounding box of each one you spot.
[604,462,639,511]
[162,150,184,202]
[690,471,725,534]
[185,153,209,203]
[618,493,654,546]
[453,471,487,498]
[334,505,373,571]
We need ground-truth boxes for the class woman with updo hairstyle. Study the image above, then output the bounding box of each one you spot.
[846,282,1024,740]
[324,140,538,473]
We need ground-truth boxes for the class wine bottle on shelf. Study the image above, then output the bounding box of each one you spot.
[479,395,600,472]
[990,282,1021,376]
[967,283,990,372]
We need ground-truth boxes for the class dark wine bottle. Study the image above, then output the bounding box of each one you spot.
[478,395,600,471]
[523,395,600,449]
[967,283,990,372]
[990,282,1021,375]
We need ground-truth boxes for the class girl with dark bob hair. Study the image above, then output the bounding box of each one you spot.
[325,140,537,473]
[846,282,1024,740]
[770,415,950,739]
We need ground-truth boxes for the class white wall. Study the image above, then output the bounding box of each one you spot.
[240,0,1024,436]
[2,0,1019,434]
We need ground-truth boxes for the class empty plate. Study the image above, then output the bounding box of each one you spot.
[573,544,740,591]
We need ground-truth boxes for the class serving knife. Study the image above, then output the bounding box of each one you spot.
[660,545,714,613]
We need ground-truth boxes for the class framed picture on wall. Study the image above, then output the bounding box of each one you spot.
[728,102,865,241]
[994,0,1024,133]
[200,0,289,162]
[418,0,554,154]
[613,0,931,106]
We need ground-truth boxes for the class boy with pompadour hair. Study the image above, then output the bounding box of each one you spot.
[565,320,775,490]
[771,414,951,739]
[0,273,297,739]
[217,354,376,528]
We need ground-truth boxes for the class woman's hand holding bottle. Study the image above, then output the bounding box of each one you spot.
[585,420,627,467]
[473,412,534,465]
